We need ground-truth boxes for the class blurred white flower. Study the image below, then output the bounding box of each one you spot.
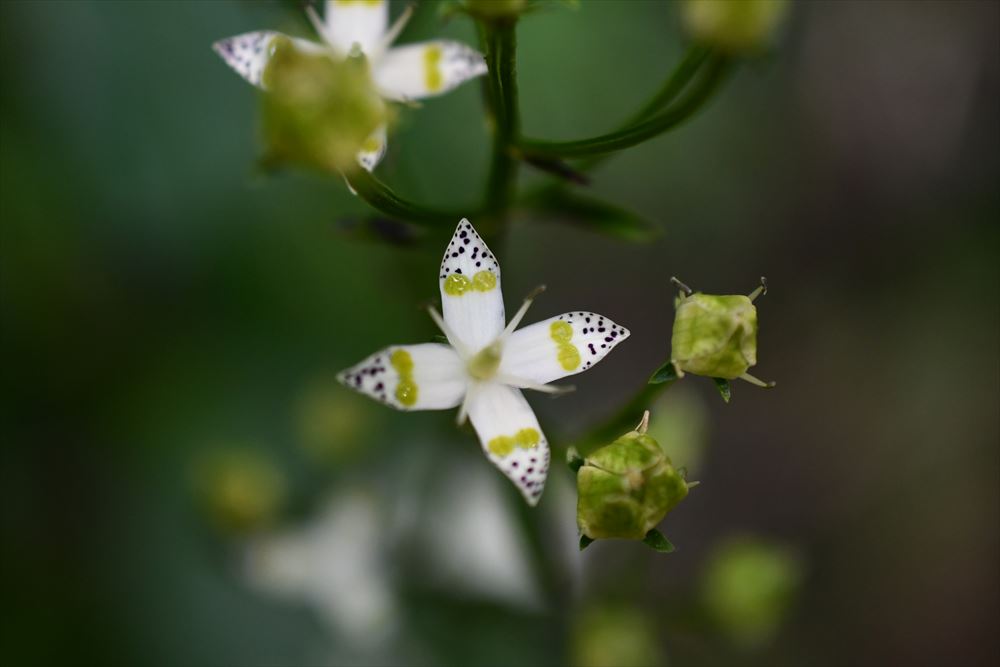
[213,0,488,172]
[245,490,396,648]
[338,218,630,504]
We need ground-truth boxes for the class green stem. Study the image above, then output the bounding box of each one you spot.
[482,19,521,223]
[346,169,470,226]
[570,381,675,456]
[626,44,713,126]
[518,54,732,159]
[576,44,712,172]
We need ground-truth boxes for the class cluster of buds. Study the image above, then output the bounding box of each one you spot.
[574,411,694,551]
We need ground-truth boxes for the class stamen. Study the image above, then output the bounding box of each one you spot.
[740,372,776,388]
[371,3,414,60]
[305,5,333,48]
[748,276,768,303]
[456,383,475,425]
[500,285,546,340]
[427,305,469,358]
[497,374,574,395]
[635,410,650,434]
[670,276,693,296]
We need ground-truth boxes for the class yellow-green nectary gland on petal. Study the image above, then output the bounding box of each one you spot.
[261,37,389,174]
[424,46,443,93]
[444,270,497,296]
[550,320,581,371]
[671,293,758,379]
[577,431,690,540]
[488,428,541,457]
[390,349,418,406]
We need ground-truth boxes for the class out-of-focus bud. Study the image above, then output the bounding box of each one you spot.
[464,0,529,20]
[670,277,773,388]
[701,536,803,649]
[577,412,692,542]
[296,377,371,465]
[261,37,389,174]
[195,449,285,535]
[571,605,664,667]
[683,0,789,54]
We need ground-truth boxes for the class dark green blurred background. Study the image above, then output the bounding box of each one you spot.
[2,1,997,665]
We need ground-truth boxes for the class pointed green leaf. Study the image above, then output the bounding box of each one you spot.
[580,535,595,551]
[642,529,676,553]
[712,377,731,403]
[521,188,660,242]
[649,360,679,385]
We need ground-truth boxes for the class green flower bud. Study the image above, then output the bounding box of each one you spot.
[571,606,664,667]
[577,412,691,541]
[195,449,285,535]
[670,277,773,388]
[701,536,803,648]
[261,37,389,174]
[683,0,789,54]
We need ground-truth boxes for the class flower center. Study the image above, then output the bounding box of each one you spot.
[467,341,502,381]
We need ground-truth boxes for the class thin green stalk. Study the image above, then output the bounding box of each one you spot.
[569,381,674,456]
[576,44,712,172]
[518,54,732,159]
[482,19,521,221]
[346,169,469,226]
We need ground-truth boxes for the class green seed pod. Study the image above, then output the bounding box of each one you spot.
[577,413,691,541]
[261,37,390,174]
[670,277,773,388]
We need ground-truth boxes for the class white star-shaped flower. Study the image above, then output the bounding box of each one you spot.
[213,0,488,172]
[338,219,631,504]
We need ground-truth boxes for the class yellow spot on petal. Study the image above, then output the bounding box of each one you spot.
[361,136,381,153]
[549,320,580,371]
[557,344,580,371]
[390,349,413,373]
[424,46,443,93]
[395,380,417,406]
[444,273,472,296]
[390,349,418,406]
[515,428,540,447]
[487,428,541,457]
[549,320,573,343]
[472,270,496,292]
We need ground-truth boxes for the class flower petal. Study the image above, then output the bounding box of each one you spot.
[374,41,488,101]
[439,219,505,352]
[212,31,324,89]
[338,343,466,410]
[465,382,550,505]
[324,0,389,56]
[356,124,387,172]
[500,312,630,385]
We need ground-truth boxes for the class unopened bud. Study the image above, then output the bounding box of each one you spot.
[577,412,691,541]
[670,277,772,387]
[683,0,789,54]
[261,37,389,173]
